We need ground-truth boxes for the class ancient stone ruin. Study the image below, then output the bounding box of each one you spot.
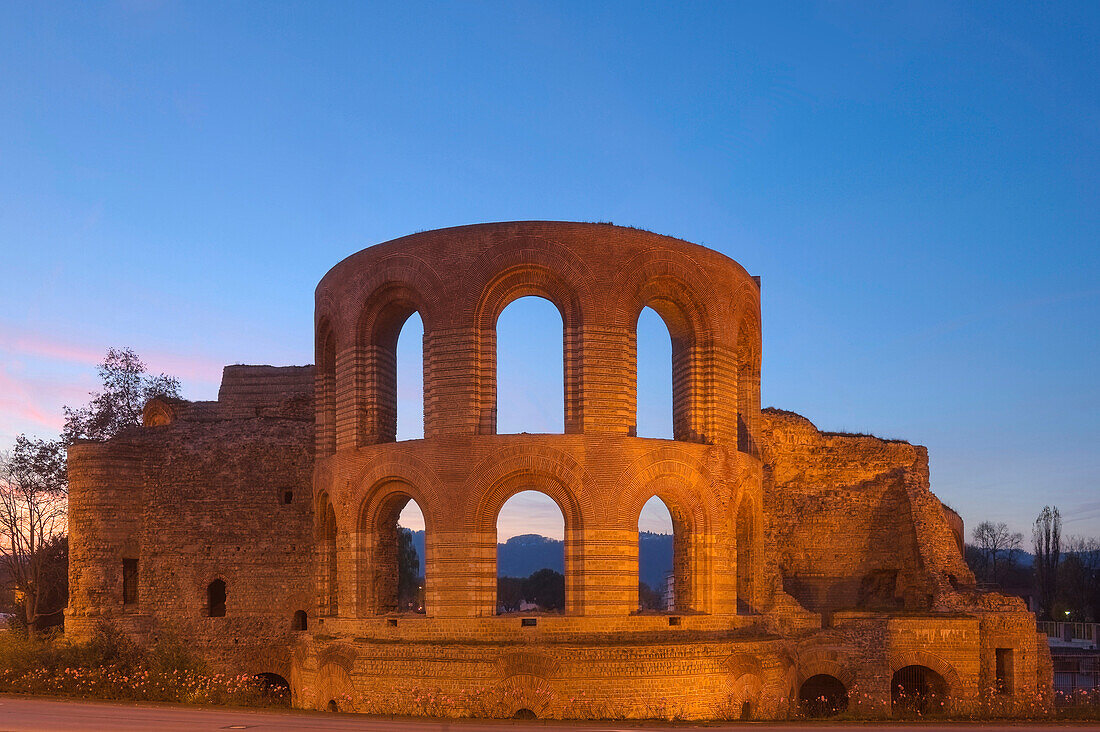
[66,221,1049,718]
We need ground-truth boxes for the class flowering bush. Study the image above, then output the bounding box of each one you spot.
[0,623,287,708]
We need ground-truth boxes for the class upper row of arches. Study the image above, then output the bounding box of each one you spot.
[315,227,761,453]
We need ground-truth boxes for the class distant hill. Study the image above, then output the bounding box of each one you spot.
[497,533,564,577]
[406,530,673,588]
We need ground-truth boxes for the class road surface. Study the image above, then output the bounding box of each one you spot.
[1,696,1098,731]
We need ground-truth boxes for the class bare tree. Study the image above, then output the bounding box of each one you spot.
[972,521,1024,585]
[1032,505,1061,620]
[1063,536,1100,622]
[63,347,181,443]
[0,435,68,634]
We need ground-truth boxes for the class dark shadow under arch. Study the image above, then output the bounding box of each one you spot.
[892,665,949,716]
[799,674,848,718]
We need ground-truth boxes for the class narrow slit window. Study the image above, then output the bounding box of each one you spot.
[995,648,1014,695]
[207,579,227,617]
[122,558,138,605]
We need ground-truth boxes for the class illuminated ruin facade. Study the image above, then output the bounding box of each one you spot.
[67,222,1049,718]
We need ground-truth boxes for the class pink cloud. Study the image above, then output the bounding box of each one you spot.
[0,324,228,443]
[1,323,225,385]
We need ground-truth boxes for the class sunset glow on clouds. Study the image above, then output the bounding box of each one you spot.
[0,321,224,445]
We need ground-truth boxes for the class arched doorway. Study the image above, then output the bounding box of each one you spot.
[635,306,673,439]
[319,494,338,615]
[892,664,948,715]
[798,674,848,717]
[254,673,290,705]
[638,496,675,610]
[395,312,424,440]
[206,579,226,617]
[736,496,756,614]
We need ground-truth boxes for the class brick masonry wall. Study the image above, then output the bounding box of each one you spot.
[65,223,1049,719]
[759,408,975,618]
[67,366,316,681]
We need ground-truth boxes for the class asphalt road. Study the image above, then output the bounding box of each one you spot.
[1,696,1098,731]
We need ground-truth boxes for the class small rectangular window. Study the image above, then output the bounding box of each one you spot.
[122,558,138,605]
[995,648,1014,695]
[521,617,537,627]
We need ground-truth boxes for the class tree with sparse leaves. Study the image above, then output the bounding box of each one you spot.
[63,347,181,443]
[1061,536,1100,622]
[971,520,1024,585]
[1033,505,1062,620]
[0,435,68,634]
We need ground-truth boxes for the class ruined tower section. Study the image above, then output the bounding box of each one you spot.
[310,221,764,622]
[66,366,316,681]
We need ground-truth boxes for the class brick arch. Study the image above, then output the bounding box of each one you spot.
[613,252,733,443]
[351,258,441,446]
[470,239,592,435]
[355,474,435,616]
[889,651,962,695]
[735,305,761,456]
[735,489,761,615]
[315,491,339,617]
[466,445,590,532]
[315,318,337,455]
[617,448,716,612]
[315,659,355,712]
[245,650,292,682]
[495,674,557,719]
[314,291,343,342]
[617,448,716,528]
[197,574,229,616]
[318,643,357,673]
[796,649,857,688]
[349,454,444,516]
[725,672,764,719]
[466,446,589,615]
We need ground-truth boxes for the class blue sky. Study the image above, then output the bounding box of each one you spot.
[1,2,1097,541]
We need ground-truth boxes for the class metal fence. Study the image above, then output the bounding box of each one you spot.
[1052,652,1100,696]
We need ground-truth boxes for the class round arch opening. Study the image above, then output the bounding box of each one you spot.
[362,490,426,615]
[892,664,949,716]
[496,490,565,614]
[798,674,848,718]
[254,673,290,705]
[638,496,677,611]
[495,296,565,435]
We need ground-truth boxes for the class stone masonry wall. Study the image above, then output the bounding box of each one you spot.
[759,408,973,619]
[67,366,315,680]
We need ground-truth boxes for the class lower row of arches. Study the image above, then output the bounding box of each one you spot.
[317,486,759,616]
[798,666,951,718]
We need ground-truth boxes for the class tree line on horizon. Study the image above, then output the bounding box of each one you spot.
[965,506,1100,622]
